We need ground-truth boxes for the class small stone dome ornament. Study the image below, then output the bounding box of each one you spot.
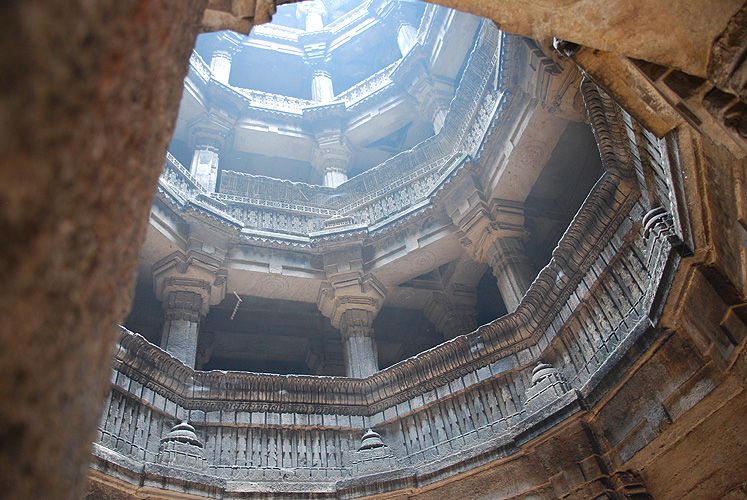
[358,428,386,450]
[352,429,397,475]
[525,361,572,413]
[156,421,208,471]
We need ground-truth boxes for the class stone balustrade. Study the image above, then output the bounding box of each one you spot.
[160,23,506,244]
[94,157,682,495]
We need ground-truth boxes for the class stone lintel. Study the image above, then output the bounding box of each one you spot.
[481,105,567,202]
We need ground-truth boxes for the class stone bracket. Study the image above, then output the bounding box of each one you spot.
[317,273,387,329]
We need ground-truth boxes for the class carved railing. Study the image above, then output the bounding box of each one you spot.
[233,87,314,113]
[104,171,638,417]
[251,22,303,40]
[97,164,683,483]
[336,62,397,106]
[189,51,211,81]
[159,152,205,200]
[164,21,505,243]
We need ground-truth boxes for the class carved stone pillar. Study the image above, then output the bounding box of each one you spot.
[318,271,386,378]
[306,104,353,188]
[190,142,220,192]
[311,139,352,187]
[406,73,454,134]
[311,68,335,103]
[339,309,379,378]
[486,237,535,312]
[153,253,227,369]
[444,179,534,313]
[296,0,327,32]
[424,284,478,340]
[161,279,210,368]
[210,49,233,85]
[396,21,417,56]
[206,34,239,85]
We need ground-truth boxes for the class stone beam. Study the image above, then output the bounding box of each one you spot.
[425,0,743,79]
[479,104,568,203]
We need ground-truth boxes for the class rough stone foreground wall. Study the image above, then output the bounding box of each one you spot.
[0,2,206,499]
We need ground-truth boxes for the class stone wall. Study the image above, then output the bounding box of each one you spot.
[1,1,745,500]
[89,93,695,497]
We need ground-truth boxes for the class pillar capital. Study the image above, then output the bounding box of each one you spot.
[411,74,453,133]
[450,195,529,264]
[424,279,479,340]
[317,272,386,378]
[424,292,478,340]
[317,272,386,329]
[442,180,534,312]
[162,278,211,320]
[339,308,376,339]
[153,251,227,313]
[310,138,353,187]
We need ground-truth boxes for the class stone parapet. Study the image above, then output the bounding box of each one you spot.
[95,180,679,497]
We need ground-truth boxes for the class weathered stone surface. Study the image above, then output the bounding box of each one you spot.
[0,1,205,499]
[2,0,747,499]
[427,0,743,78]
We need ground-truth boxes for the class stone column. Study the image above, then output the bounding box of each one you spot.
[307,104,353,188]
[190,141,220,192]
[311,140,352,188]
[404,73,453,134]
[311,68,335,103]
[339,309,379,378]
[153,254,227,369]
[296,0,327,32]
[485,237,535,312]
[396,21,418,56]
[444,180,534,313]
[318,271,386,378]
[160,279,211,368]
[424,286,478,340]
[210,48,233,85]
[205,33,239,85]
